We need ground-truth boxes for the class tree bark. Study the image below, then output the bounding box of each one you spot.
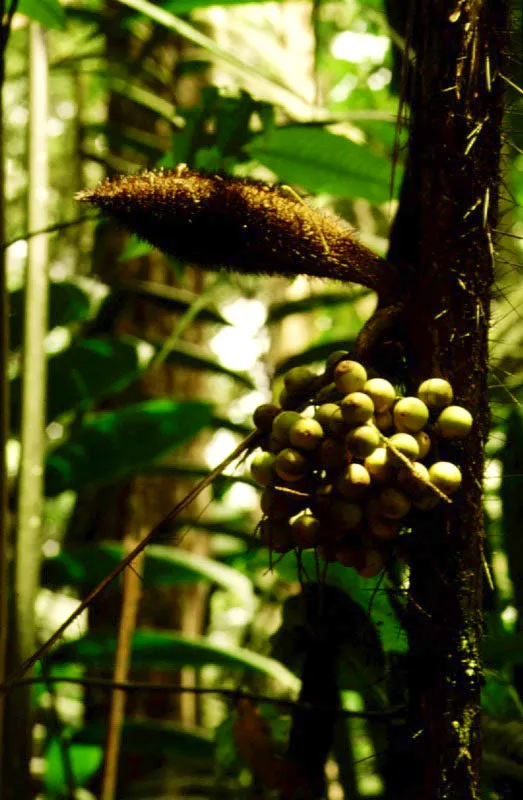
[386,2,507,798]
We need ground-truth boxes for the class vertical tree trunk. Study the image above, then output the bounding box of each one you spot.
[387,2,507,797]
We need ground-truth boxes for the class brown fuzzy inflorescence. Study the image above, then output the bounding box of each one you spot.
[77,164,400,299]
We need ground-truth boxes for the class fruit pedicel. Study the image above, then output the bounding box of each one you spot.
[250,354,473,579]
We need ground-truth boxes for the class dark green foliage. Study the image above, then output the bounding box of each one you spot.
[45,399,212,495]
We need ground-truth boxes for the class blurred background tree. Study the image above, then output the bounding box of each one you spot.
[0,0,522,798]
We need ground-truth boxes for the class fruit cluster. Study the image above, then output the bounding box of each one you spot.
[250,353,473,578]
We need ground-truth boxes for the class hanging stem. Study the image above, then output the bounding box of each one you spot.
[6,22,50,799]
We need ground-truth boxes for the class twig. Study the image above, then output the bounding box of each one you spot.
[7,676,405,721]
[379,431,452,504]
[1,213,101,251]
[0,430,260,694]
[101,532,145,800]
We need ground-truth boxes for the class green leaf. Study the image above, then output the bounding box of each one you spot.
[246,125,394,204]
[115,0,315,117]
[274,337,357,377]
[45,399,213,496]
[76,719,214,762]
[501,409,523,607]
[45,739,102,794]
[482,670,523,718]
[267,289,368,325]
[18,0,67,29]
[50,629,301,691]
[272,586,386,694]
[245,549,406,654]
[143,462,257,490]
[157,340,256,389]
[10,336,156,429]
[483,632,523,667]
[42,542,254,604]
[119,234,155,261]
[162,0,285,12]
[9,281,92,351]
[114,278,230,325]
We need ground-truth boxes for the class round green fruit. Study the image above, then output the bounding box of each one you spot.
[414,430,431,459]
[393,397,429,433]
[289,417,324,451]
[284,366,316,395]
[364,378,396,412]
[315,403,345,438]
[272,411,301,444]
[346,424,381,458]
[331,499,363,532]
[250,452,276,487]
[333,360,367,394]
[291,514,322,549]
[379,487,412,519]
[253,403,281,432]
[374,410,393,432]
[279,387,298,410]
[397,462,430,498]
[336,463,371,500]
[386,432,420,464]
[318,438,349,471]
[428,461,462,494]
[340,392,374,427]
[260,487,302,519]
[273,448,309,482]
[364,447,392,482]
[259,519,293,553]
[417,378,453,409]
[325,350,350,379]
[435,405,473,438]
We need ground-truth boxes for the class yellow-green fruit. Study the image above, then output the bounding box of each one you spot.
[315,403,345,438]
[397,462,430,498]
[260,519,293,553]
[368,515,400,540]
[315,382,343,405]
[333,360,368,394]
[340,392,375,427]
[325,349,350,379]
[274,448,309,482]
[260,487,302,519]
[414,430,431,459]
[387,432,420,464]
[331,499,363,531]
[284,366,316,395]
[379,487,412,519]
[280,387,301,410]
[374,410,393,432]
[413,492,440,511]
[250,452,276,486]
[428,461,462,494]
[364,447,392,482]
[346,424,381,458]
[364,378,396,412]
[253,403,281,432]
[272,411,301,444]
[289,417,324,452]
[393,396,430,433]
[435,405,473,438]
[291,514,322,549]
[318,438,350,471]
[336,463,371,499]
[417,378,453,409]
